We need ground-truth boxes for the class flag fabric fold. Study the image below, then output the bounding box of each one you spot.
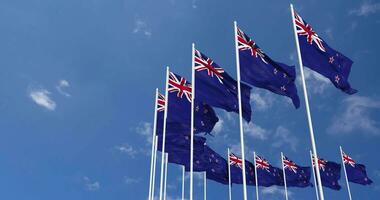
[194,49,252,122]
[237,27,300,108]
[293,10,357,94]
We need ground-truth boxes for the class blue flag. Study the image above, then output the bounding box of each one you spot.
[203,146,229,185]
[194,49,252,122]
[255,155,284,187]
[314,156,341,190]
[229,153,256,185]
[157,135,207,171]
[293,11,357,94]
[342,151,373,185]
[237,27,300,108]
[156,72,219,136]
[282,155,312,187]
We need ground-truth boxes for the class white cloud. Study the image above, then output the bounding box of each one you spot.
[29,88,56,111]
[350,1,380,16]
[136,122,153,143]
[250,93,272,111]
[56,79,71,97]
[328,96,380,135]
[115,144,138,158]
[191,0,198,8]
[272,126,299,152]
[83,176,100,191]
[124,177,141,184]
[244,122,269,140]
[212,119,224,135]
[133,19,152,37]
[262,186,292,198]
[301,67,330,94]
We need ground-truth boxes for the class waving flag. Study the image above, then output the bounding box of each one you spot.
[203,146,229,184]
[255,154,284,187]
[293,10,357,94]
[157,135,207,170]
[229,153,256,185]
[342,151,373,185]
[313,155,342,190]
[282,155,312,187]
[157,72,219,136]
[237,27,300,108]
[194,49,252,122]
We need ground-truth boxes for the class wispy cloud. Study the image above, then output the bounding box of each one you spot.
[124,177,141,184]
[212,119,224,135]
[328,96,380,135]
[114,143,138,158]
[56,79,71,97]
[272,126,299,152]
[244,122,270,140]
[29,88,56,111]
[300,67,330,94]
[350,1,380,16]
[83,176,100,191]
[133,19,152,37]
[262,186,292,198]
[250,92,274,111]
[136,122,153,143]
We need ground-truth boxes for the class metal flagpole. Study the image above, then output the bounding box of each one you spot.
[233,21,248,200]
[290,4,325,200]
[190,43,196,200]
[281,152,289,200]
[164,153,168,200]
[152,135,159,200]
[228,148,232,200]
[204,172,207,200]
[159,67,170,200]
[340,146,353,200]
[310,151,320,200]
[253,152,259,200]
[182,166,185,200]
[148,89,159,200]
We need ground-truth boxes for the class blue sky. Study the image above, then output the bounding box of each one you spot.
[0,0,379,199]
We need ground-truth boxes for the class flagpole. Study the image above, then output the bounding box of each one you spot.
[182,166,185,200]
[281,152,289,200]
[310,150,320,200]
[159,67,170,200]
[340,146,353,200]
[148,89,159,200]
[290,4,325,200]
[164,153,168,200]
[204,172,207,200]
[228,148,232,200]
[234,20,248,200]
[152,135,158,200]
[253,152,259,200]
[190,43,196,200]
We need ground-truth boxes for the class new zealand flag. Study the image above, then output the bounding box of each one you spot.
[255,154,284,187]
[156,72,219,136]
[237,27,300,108]
[342,151,373,185]
[229,153,256,185]
[282,155,312,187]
[314,156,342,190]
[293,10,357,94]
[194,49,252,122]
